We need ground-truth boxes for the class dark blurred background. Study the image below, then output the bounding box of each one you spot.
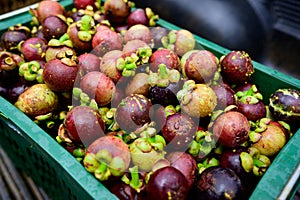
[133,0,300,80]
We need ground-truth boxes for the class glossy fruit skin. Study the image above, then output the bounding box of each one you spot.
[269,88,300,126]
[211,83,236,110]
[146,166,189,200]
[73,0,95,9]
[115,94,152,132]
[108,181,139,200]
[42,16,68,41]
[21,37,47,61]
[80,71,116,106]
[36,0,65,23]
[212,111,250,148]
[103,0,131,24]
[68,23,93,53]
[127,8,148,27]
[166,151,198,190]
[150,48,181,72]
[99,50,123,83]
[195,166,245,200]
[43,58,78,92]
[237,100,266,122]
[220,50,254,85]
[162,113,197,151]
[64,106,106,146]
[149,83,181,106]
[1,30,29,52]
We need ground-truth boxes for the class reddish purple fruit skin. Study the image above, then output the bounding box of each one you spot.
[115,94,152,132]
[68,23,93,53]
[92,29,123,57]
[127,8,148,27]
[220,51,254,85]
[162,113,196,150]
[77,53,100,78]
[80,71,116,106]
[237,101,266,122]
[211,83,236,110]
[150,48,180,72]
[213,111,250,148]
[195,166,245,200]
[167,151,198,190]
[42,16,68,41]
[64,106,105,146]
[146,166,189,200]
[73,0,95,9]
[21,37,47,61]
[43,59,78,92]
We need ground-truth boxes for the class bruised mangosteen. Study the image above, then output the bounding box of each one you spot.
[15,83,59,117]
[212,111,250,148]
[103,0,131,24]
[115,94,152,132]
[161,112,197,151]
[177,80,217,118]
[92,27,123,57]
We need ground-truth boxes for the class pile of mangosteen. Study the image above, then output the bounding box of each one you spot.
[1,0,300,199]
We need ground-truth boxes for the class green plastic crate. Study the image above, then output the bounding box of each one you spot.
[0,0,299,199]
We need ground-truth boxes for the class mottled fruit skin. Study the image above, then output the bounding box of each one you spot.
[180,84,217,118]
[181,50,218,83]
[269,88,300,126]
[21,37,47,61]
[43,59,78,92]
[220,51,254,85]
[150,48,181,72]
[80,71,116,106]
[115,94,152,132]
[195,166,245,200]
[92,28,123,57]
[127,8,148,27]
[212,111,250,148]
[1,30,29,51]
[162,113,196,151]
[77,53,100,78]
[123,24,152,45]
[146,166,189,200]
[252,121,287,156]
[15,84,59,117]
[64,106,105,146]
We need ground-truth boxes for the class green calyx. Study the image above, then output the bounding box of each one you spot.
[116,54,139,77]
[76,15,96,42]
[48,33,73,47]
[188,129,216,158]
[148,64,180,88]
[197,157,220,174]
[235,84,263,104]
[19,61,43,82]
[121,166,143,192]
[176,80,196,105]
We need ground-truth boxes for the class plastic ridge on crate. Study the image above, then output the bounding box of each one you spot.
[0,1,300,199]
